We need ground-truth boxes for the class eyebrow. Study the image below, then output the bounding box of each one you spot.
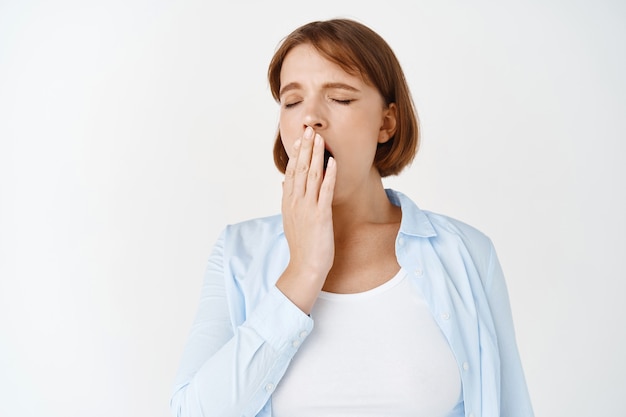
[279,82,360,98]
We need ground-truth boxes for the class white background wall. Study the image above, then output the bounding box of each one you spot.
[1,0,624,416]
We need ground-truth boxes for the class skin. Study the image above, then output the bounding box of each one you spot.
[275,44,402,314]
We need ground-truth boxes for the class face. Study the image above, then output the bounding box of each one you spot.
[278,43,396,201]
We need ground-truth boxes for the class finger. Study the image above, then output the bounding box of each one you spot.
[282,139,301,197]
[318,156,336,208]
[293,126,315,197]
[306,133,325,201]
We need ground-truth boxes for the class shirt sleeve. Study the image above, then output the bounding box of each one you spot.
[485,243,535,417]
[170,230,314,417]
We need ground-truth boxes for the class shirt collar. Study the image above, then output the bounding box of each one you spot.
[385,188,437,238]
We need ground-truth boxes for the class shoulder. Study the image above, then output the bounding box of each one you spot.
[424,210,493,250]
[222,213,284,245]
[224,213,283,235]
[217,214,286,264]
[421,210,499,284]
[390,188,495,260]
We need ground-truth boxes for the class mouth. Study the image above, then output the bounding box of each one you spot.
[323,148,333,171]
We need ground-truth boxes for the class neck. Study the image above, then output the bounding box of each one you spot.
[331,182,399,239]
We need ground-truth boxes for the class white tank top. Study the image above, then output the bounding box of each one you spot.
[272,268,461,417]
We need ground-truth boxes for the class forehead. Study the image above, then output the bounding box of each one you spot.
[280,44,363,85]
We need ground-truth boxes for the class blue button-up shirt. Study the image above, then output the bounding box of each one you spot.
[170,189,534,417]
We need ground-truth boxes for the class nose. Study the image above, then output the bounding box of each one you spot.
[302,99,327,131]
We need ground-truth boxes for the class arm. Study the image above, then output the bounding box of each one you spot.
[170,128,336,417]
[169,230,313,417]
[485,243,534,417]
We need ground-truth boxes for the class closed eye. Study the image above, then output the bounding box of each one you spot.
[284,101,301,109]
[332,99,353,105]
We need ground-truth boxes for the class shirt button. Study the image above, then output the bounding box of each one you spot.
[462,362,470,371]
[398,237,405,246]
[292,340,301,348]
[441,312,450,320]
[299,331,308,338]
[265,383,275,392]
[468,413,475,417]
[414,268,423,277]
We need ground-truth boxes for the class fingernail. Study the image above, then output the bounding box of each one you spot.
[304,126,314,140]
[294,139,301,150]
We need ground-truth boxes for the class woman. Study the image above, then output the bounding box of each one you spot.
[170,18,534,417]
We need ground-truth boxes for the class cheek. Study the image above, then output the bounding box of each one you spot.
[279,129,293,160]
[279,114,298,158]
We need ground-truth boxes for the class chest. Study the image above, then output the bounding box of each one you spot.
[271,272,462,417]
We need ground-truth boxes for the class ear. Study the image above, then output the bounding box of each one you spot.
[378,103,397,144]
